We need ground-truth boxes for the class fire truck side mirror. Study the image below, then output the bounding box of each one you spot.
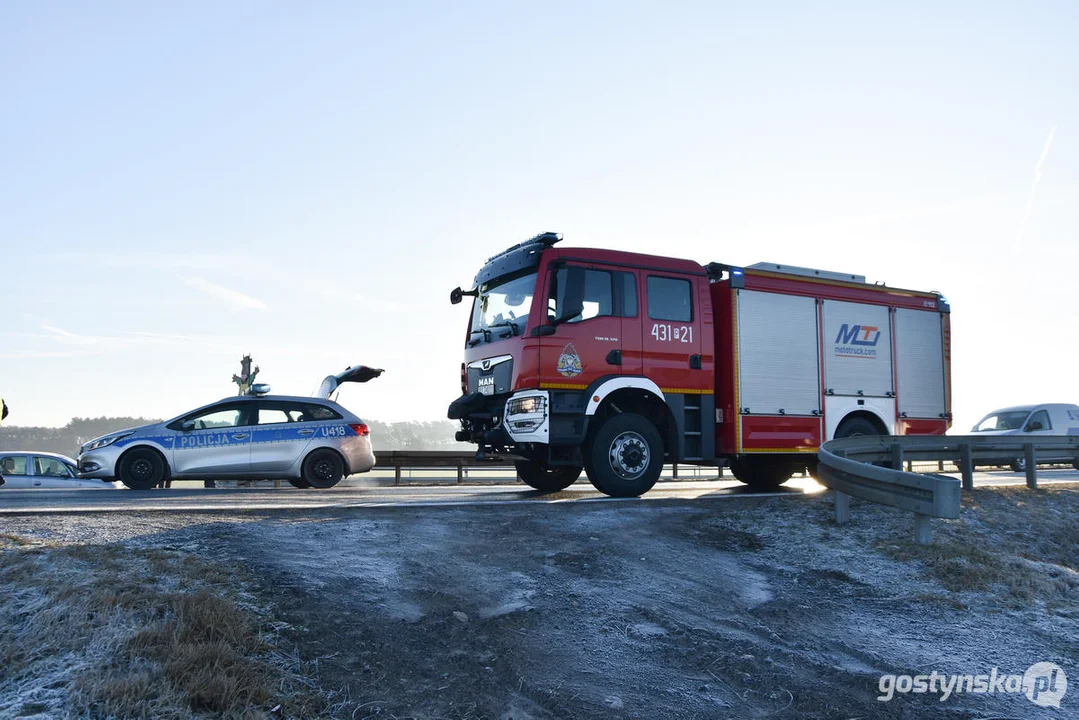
[450,286,478,305]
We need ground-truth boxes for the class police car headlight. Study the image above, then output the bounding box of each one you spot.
[83,432,133,452]
[507,396,546,416]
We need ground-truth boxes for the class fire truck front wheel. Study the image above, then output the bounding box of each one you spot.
[514,461,582,492]
[584,413,664,497]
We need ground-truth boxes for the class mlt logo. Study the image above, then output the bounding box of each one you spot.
[835,324,880,358]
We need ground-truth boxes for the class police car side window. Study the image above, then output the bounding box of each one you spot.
[303,404,340,421]
[190,407,247,429]
[258,408,291,425]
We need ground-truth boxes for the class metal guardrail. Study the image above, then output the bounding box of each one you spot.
[372,451,726,484]
[374,451,505,484]
[817,435,1079,544]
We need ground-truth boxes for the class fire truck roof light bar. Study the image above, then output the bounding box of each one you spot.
[705,263,745,287]
[485,231,561,264]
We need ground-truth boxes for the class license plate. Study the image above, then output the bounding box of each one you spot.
[477,376,494,395]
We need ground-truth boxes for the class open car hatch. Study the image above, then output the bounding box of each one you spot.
[317,365,385,399]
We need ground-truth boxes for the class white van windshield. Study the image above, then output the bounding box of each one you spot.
[972,411,1029,432]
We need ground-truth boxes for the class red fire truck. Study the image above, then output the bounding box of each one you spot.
[448,233,951,497]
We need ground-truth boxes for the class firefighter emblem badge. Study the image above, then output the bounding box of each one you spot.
[557,343,583,378]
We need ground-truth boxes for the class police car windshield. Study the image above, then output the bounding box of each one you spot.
[469,272,536,346]
[972,411,1030,432]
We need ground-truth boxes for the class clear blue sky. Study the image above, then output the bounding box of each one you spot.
[2,1,1076,433]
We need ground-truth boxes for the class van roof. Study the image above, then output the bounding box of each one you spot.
[987,403,1079,414]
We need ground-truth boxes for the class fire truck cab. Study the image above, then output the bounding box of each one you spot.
[449,233,951,497]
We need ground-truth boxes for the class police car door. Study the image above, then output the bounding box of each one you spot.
[173,402,254,476]
[250,400,321,474]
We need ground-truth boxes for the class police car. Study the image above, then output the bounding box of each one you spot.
[77,366,383,490]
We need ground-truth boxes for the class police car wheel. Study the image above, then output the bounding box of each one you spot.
[514,461,581,492]
[585,413,663,497]
[303,449,344,489]
[118,448,166,491]
[288,477,312,489]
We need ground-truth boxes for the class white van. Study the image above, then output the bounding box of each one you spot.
[971,403,1079,471]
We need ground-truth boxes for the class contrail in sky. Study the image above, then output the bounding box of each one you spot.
[184,277,268,311]
[1015,126,1056,248]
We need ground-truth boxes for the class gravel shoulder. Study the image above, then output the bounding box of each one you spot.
[1,486,1076,719]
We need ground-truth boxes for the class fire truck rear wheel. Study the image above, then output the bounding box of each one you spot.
[515,461,582,492]
[728,457,794,489]
[834,416,881,438]
[585,413,664,497]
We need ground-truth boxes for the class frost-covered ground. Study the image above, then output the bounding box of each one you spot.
[1,485,1076,719]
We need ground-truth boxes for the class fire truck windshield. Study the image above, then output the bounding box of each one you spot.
[468,271,537,346]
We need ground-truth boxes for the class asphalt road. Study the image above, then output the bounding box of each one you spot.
[1,468,1076,513]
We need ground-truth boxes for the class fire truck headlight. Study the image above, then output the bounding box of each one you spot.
[506,394,548,433]
[507,396,545,416]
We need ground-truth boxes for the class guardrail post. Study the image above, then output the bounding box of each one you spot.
[890,442,904,470]
[457,460,464,484]
[1025,444,1037,489]
[673,463,679,479]
[395,465,402,485]
[960,444,973,491]
[835,491,851,524]
[913,514,931,545]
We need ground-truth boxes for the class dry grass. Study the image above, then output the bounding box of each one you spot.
[0,537,331,719]
[879,486,1079,606]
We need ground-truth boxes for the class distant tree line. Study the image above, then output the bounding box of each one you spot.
[0,417,467,456]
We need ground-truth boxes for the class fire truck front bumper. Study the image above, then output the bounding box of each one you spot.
[447,390,551,449]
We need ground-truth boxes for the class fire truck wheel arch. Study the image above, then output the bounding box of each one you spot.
[584,382,678,463]
[584,377,665,417]
[834,412,890,439]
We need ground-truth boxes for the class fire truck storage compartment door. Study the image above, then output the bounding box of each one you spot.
[894,308,945,418]
[822,300,893,397]
[737,290,820,416]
